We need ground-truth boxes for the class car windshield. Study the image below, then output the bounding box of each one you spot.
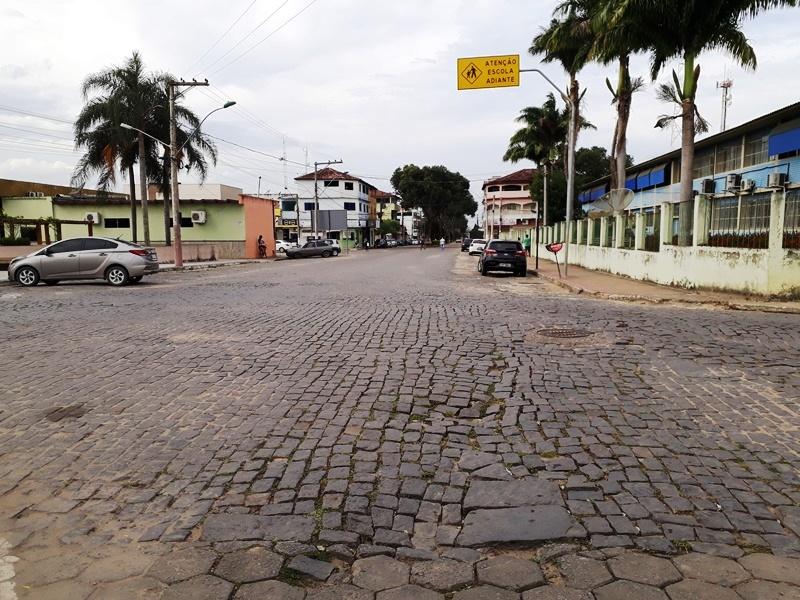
[472,239,486,244]
[491,241,522,252]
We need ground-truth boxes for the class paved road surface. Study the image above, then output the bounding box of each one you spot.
[0,248,798,599]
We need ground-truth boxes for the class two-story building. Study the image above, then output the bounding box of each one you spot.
[294,168,377,247]
[482,168,538,240]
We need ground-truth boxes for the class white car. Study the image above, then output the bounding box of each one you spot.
[322,239,341,255]
[275,240,294,253]
[468,239,487,255]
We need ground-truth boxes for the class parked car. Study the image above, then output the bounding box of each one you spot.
[461,237,473,252]
[468,239,487,255]
[478,239,527,276]
[411,239,421,245]
[275,240,296,253]
[285,240,338,259]
[8,236,159,287]
[321,239,341,255]
[387,240,398,247]
[375,239,388,248]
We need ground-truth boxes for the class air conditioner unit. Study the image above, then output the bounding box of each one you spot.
[725,173,742,190]
[701,179,716,194]
[36,192,44,197]
[767,172,788,188]
[27,191,37,197]
[740,179,756,193]
[190,210,207,224]
[84,212,101,225]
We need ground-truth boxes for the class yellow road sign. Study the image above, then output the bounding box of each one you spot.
[457,55,520,90]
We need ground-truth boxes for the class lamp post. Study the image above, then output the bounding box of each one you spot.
[125,100,234,267]
[520,68,575,276]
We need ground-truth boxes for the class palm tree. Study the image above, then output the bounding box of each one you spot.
[504,94,570,225]
[531,2,595,223]
[611,0,797,243]
[73,53,218,245]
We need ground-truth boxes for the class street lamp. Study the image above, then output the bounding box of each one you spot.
[169,100,235,268]
[519,68,576,276]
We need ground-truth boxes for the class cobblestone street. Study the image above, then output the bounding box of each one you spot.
[1,248,798,599]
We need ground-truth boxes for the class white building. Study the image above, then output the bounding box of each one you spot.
[293,168,377,246]
[482,168,538,240]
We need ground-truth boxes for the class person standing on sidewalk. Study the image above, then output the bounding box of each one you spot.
[439,237,445,250]
[523,234,531,257]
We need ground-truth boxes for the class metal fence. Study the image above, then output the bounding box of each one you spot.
[622,213,636,249]
[644,207,660,252]
[785,189,800,249]
[707,193,770,249]
[670,200,694,246]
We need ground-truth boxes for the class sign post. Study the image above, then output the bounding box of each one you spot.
[457,55,520,90]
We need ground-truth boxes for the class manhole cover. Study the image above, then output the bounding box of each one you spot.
[538,327,594,339]
[45,404,87,422]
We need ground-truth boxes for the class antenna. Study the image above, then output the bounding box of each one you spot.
[717,78,733,132]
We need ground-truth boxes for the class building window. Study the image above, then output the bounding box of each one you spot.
[743,130,769,167]
[304,202,315,211]
[502,184,523,191]
[739,193,771,231]
[693,151,715,179]
[324,180,339,187]
[522,184,529,191]
[281,200,296,211]
[715,140,742,173]
[345,182,354,190]
[487,185,500,192]
[344,202,356,211]
[709,197,738,232]
[104,218,131,228]
[169,217,193,227]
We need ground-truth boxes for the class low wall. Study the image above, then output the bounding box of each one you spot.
[536,242,800,296]
[0,244,44,267]
[153,241,246,263]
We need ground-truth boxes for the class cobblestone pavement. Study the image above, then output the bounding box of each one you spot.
[0,248,798,599]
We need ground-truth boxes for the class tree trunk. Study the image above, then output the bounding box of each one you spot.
[678,53,697,246]
[128,164,138,242]
[162,150,171,246]
[138,133,150,245]
[612,55,632,193]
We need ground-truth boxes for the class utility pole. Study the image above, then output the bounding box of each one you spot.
[313,159,343,240]
[169,79,209,268]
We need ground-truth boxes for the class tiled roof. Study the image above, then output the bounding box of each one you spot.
[483,168,537,189]
[294,168,377,190]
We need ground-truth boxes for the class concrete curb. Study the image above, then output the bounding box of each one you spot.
[532,269,800,315]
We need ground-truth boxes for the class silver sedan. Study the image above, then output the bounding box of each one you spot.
[8,237,159,287]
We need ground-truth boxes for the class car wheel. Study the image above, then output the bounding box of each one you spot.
[43,280,60,286]
[16,266,39,287]
[480,265,488,276]
[321,250,331,258]
[106,265,129,286]
[129,276,143,283]
[278,247,286,253]
[333,250,340,256]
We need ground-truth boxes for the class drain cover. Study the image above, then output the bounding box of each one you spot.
[538,327,593,339]
[45,404,87,422]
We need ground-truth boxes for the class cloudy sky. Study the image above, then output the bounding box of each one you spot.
[2,0,799,212]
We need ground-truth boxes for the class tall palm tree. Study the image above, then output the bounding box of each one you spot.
[531,1,595,222]
[504,94,571,225]
[611,0,797,242]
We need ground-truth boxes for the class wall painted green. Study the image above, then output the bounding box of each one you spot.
[1,197,246,242]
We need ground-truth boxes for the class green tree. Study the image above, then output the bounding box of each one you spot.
[390,165,477,242]
[73,52,217,245]
[378,219,401,236]
[611,0,797,242]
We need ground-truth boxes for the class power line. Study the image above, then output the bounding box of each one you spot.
[201,0,290,74]
[205,133,308,166]
[0,104,74,125]
[0,122,75,141]
[185,0,262,74]
[209,0,322,76]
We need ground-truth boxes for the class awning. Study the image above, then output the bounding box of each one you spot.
[769,118,800,156]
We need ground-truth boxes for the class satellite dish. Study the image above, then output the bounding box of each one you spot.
[606,188,634,214]
[586,197,613,218]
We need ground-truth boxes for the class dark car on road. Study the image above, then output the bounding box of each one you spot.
[478,239,527,277]
[461,237,472,252]
[285,240,337,259]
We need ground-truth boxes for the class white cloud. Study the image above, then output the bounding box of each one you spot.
[0,0,797,209]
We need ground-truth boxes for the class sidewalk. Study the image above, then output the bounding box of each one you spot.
[532,258,800,314]
[0,258,262,284]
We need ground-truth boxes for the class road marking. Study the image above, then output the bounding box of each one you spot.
[0,538,18,600]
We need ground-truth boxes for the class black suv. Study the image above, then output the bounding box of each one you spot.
[461,237,472,252]
[478,240,527,276]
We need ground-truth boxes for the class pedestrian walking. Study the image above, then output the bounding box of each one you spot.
[439,237,445,250]
[523,235,531,257]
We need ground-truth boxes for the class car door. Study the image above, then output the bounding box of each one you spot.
[39,238,84,278]
[79,238,119,277]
